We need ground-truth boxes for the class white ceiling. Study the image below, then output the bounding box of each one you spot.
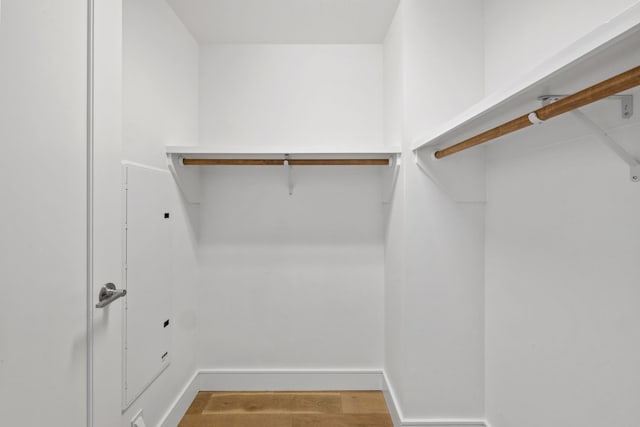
[166,0,400,44]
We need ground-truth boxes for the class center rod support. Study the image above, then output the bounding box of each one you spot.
[433,65,640,159]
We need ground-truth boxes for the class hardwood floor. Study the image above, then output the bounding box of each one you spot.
[179,391,394,427]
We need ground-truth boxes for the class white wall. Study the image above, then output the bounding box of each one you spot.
[199,44,383,149]
[197,44,386,369]
[122,1,200,426]
[484,3,640,426]
[0,1,87,425]
[124,0,200,168]
[383,0,486,421]
[383,0,407,413]
[484,0,640,93]
[485,119,640,427]
[198,166,385,368]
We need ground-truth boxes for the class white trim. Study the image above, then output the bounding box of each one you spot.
[401,422,487,427]
[121,160,169,174]
[158,371,200,427]
[382,371,487,427]
[86,0,95,426]
[198,369,384,391]
[381,371,402,426]
[159,369,490,427]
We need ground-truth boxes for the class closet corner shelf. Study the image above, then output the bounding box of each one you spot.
[166,146,402,204]
[412,3,640,154]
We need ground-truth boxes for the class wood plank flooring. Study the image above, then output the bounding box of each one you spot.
[179,391,394,427]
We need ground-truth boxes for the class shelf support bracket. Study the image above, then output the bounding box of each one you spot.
[284,155,293,195]
[167,154,201,204]
[539,94,639,182]
[571,109,640,182]
[382,154,401,204]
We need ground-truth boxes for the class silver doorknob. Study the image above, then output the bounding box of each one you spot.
[96,283,127,308]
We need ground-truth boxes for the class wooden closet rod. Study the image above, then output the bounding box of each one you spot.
[182,158,390,166]
[433,65,640,159]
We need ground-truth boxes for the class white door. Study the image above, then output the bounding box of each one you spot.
[1,2,125,426]
[0,1,91,425]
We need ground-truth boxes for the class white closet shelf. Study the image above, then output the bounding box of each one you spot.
[166,145,400,166]
[166,146,401,203]
[412,3,640,153]
[167,146,399,159]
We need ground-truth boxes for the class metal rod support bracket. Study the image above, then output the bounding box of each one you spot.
[538,94,634,119]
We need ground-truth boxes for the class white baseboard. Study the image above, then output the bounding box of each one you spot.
[381,373,403,426]
[159,369,489,427]
[400,421,487,427]
[381,371,488,427]
[158,371,199,427]
[400,422,487,427]
[198,369,384,391]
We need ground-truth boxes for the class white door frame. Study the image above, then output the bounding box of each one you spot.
[86,1,124,426]
[86,1,95,425]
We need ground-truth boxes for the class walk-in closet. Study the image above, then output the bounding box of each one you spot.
[1,1,639,426]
